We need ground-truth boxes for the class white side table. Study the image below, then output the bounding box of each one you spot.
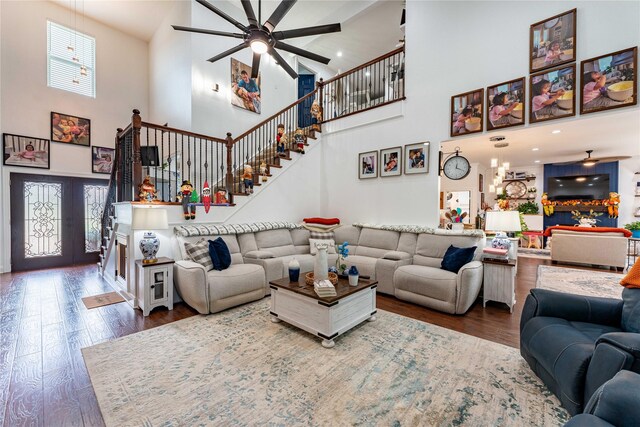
[482,258,517,313]
[135,257,174,316]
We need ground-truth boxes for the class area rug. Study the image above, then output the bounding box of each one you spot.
[83,300,568,426]
[81,291,125,309]
[536,265,623,299]
[517,248,551,260]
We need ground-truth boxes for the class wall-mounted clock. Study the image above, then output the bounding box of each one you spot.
[442,152,471,180]
[505,180,527,199]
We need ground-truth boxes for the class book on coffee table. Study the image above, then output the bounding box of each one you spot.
[314,279,337,297]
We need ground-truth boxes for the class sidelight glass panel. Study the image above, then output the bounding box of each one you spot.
[84,184,108,253]
[24,182,63,258]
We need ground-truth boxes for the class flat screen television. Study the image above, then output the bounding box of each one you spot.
[546,174,610,201]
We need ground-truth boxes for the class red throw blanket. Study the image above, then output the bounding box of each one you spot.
[544,225,632,238]
[303,217,340,225]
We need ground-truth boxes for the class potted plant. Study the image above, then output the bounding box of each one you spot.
[517,201,540,215]
[624,221,640,238]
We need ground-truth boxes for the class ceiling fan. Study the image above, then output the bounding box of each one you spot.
[552,150,632,167]
[172,0,341,79]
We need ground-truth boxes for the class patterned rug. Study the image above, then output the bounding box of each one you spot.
[517,248,551,260]
[536,265,623,299]
[83,300,569,426]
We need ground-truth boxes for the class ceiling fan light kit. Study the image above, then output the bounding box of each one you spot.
[174,0,341,79]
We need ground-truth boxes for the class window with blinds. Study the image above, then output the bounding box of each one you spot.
[47,21,96,98]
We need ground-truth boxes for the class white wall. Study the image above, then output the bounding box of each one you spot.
[0,0,149,272]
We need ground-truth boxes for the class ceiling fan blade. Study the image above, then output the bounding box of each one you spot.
[264,0,297,32]
[251,52,261,78]
[195,0,248,32]
[591,156,632,162]
[240,0,259,27]
[172,25,245,39]
[275,41,330,64]
[207,43,247,63]
[269,48,298,79]
[551,160,581,166]
[272,23,341,40]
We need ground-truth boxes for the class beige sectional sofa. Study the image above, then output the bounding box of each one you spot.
[549,228,628,271]
[173,222,485,315]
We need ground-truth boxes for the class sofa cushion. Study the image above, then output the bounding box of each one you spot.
[207,264,265,301]
[254,229,296,257]
[415,233,482,260]
[343,255,377,280]
[209,237,232,270]
[333,225,361,248]
[355,228,400,258]
[569,321,621,342]
[441,245,477,273]
[394,265,457,302]
[290,229,311,254]
[621,288,640,333]
[244,250,275,259]
[237,233,258,254]
[397,232,418,255]
[278,254,316,277]
[184,239,213,271]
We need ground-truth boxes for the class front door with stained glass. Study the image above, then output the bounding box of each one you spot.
[10,173,108,271]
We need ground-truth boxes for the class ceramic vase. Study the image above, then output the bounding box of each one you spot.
[314,243,329,282]
[140,231,160,263]
[288,258,300,282]
[491,232,511,251]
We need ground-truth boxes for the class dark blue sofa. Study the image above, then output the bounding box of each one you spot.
[564,370,640,427]
[520,288,640,415]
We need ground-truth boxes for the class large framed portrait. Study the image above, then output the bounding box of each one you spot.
[580,47,637,115]
[451,89,483,137]
[380,146,402,177]
[358,150,378,179]
[404,142,429,175]
[51,112,90,146]
[530,9,576,73]
[529,64,576,124]
[231,57,261,114]
[486,77,525,131]
[3,133,50,169]
[92,146,116,174]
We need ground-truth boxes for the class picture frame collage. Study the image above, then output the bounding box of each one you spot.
[3,111,115,174]
[450,8,637,137]
[359,143,430,179]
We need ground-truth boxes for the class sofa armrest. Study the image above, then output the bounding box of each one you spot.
[455,261,483,314]
[382,250,412,261]
[244,250,276,260]
[520,289,623,334]
[583,370,640,426]
[173,260,209,314]
[597,332,640,358]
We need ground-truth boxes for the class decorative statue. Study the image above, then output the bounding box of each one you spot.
[201,181,211,213]
[260,161,268,182]
[310,99,322,131]
[276,124,286,156]
[604,192,620,218]
[138,175,157,202]
[179,180,195,220]
[215,187,229,204]
[541,192,554,216]
[242,164,254,194]
[293,128,306,154]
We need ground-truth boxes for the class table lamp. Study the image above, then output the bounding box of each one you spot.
[132,207,168,264]
[485,210,521,251]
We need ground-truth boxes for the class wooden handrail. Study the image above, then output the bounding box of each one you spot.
[141,121,227,144]
[322,46,404,85]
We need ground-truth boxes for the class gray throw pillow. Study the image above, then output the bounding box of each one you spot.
[184,239,213,271]
[621,287,640,333]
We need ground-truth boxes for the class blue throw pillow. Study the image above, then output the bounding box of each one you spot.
[210,237,232,270]
[207,240,222,271]
[621,287,640,333]
[441,245,477,273]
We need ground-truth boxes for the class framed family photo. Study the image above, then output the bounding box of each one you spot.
[530,9,576,73]
[231,57,261,114]
[3,133,50,169]
[580,47,637,115]
[404,142,429,175]
[529,64,576,124]
[92,146,116,174]
[486,77,525,131]
[380,147,402,177]
[451,89,483,137]
[358,150,378,179]
[51,112,90,146]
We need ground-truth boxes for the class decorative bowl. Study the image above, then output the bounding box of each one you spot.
[465,117,481,131]
[305,271,338,286]
[510,102,523,119]
[607,81,634,102]
[556,90,573,110]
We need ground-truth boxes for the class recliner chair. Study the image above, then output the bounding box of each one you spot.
[520,288,640,415]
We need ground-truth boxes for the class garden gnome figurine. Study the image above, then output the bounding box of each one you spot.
[242,164,254,194]
[260,161,268,182]
[293,128,305,154]
[179,180,195,220]
[201,181,211,213]
[310,99,322,131]
[276,124,286,156]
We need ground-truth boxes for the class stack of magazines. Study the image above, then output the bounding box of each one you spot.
[482,247,509,262]
[314,279,337,297]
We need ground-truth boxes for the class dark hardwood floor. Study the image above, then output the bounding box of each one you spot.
[0,256,578,426]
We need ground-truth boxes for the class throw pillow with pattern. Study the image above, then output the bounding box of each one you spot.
[184,239,214,271]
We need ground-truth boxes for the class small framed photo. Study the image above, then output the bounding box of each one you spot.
[530,64,576,124]
[404,142,429,175]
[51,112,91,146]
[92,146,116,174]
[379,147,402,177]
[3,133,50,169]
[580,47,637,115]
[486,77,525,131]
[451,89,484,137]
[358,151,378,179]
[530,9,576,73]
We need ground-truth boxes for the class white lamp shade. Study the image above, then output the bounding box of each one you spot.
[485,210,521,232]
[132,208,168,230]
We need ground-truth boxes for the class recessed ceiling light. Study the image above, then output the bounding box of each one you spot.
[534,160,540,163]
[337,51,343,57]
[532,148,539,151]
[551,130,561,134]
